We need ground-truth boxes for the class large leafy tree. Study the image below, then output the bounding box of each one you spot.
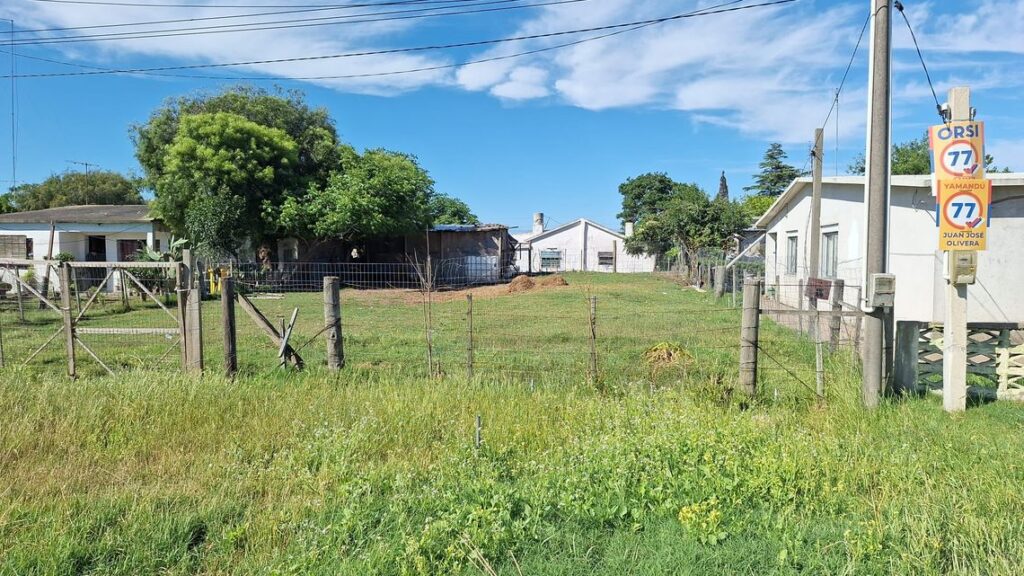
[6,170,142,211]
[745,143,806,197]
[848,132,1010,175]
[428,193,479,225]
[133,85,341,192]
[617,172,678,224]
[153,112,298,254]
[279,149,433,244]
[621,174,747,264]
[740,194,775,224]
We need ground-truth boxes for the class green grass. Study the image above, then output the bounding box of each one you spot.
[1,273,1023,575]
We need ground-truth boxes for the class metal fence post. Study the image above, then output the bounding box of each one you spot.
[59,262,76,379]
[588,296,598,384]
[466,293,474,380]
[829,279,845,351]
[739,280,761,395]
[324,276,343,370]
[222,276,237,377]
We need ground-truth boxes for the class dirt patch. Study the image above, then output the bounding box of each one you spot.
[507,275,536,293]
[536,275,568,287]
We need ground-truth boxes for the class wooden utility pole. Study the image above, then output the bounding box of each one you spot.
[808,128,824,342]
[222,276,237,378]
[943,87,972,413]
[59,263,76,378]
[39,220,55,309]
[324,276,343,370]
[862,0,892,408]
[739,280,761,395]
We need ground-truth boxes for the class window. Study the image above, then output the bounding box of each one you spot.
[540,249,561,270]
[25,238,33,259]
[598,251,614,266]
[117,239,146,261]
[786,235,798,275]
[821,230,839,278]
[153,238,161,253]
[0,235,27,258]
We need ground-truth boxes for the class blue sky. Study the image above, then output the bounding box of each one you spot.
[1,0,1022,232]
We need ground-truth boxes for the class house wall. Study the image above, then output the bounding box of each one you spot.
[515,220,655,273]
[0,222,170,293]
[761,181,1024,323]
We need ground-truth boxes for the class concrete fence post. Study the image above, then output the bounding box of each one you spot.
[739,280,761,395]
[714,265,726,298]
[829,279,845,351]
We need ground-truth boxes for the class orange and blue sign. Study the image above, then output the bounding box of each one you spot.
[937,179,990,251]
[929,121,985,180]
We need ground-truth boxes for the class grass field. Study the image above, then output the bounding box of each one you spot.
[1,273,1023,575]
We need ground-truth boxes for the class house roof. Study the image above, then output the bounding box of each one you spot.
[518,218,626,244]
[431,223,507,232]
[0,204,155,225]
[753,173,1024,229]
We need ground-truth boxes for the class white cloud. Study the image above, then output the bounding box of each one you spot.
[490,66,549,100]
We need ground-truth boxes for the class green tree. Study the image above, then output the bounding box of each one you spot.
[0,193,15,214]
[848,131,1011,175]
[617,172,679,224]
[152,112,298,254]
[428,193,479,225]
[745,143,806,197]
[133,86,341,192]
[7,170,142,211]
[741,194,775,224]
[280,149,433,244]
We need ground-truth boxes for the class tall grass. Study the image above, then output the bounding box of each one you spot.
[1,274,1022,574]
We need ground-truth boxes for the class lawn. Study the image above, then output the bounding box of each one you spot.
[1,273,1022,575]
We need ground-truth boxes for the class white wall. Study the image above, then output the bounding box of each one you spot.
[515,220,655,273]
[762,179,1024,323]
[0,222,170,293]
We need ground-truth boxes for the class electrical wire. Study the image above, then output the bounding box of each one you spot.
[2,0,799,79]
[894,0,942,119]
[11,0,578,46]
[24,0,482,8]
[12,0,507,34]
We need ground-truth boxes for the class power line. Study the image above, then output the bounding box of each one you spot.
[23,0,478,8]
[3,0,750,82]
[11,0,581,46]
[894,0,942,119]
[3,0,800,79]
[12,0,491,34]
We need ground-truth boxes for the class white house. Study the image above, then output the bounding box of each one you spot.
[755,173,1024,323]
[513,213,656,273]
[0,204,171,291]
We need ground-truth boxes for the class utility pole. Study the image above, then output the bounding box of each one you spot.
[808,128,824,339]
[943,87,971,413]
[862,0,892,408]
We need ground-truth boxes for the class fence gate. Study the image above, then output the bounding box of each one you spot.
[0,258,67,371]
[68,261,185,376]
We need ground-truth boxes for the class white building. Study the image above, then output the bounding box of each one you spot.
[513,213,656,273]
[0,205,171,291]
[755,173,1024,323]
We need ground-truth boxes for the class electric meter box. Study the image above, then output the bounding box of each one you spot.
[946,251,978,285]
[868,273,896,309]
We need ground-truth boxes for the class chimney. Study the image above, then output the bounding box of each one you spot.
[532,212,545,235]
[624,222,634,237]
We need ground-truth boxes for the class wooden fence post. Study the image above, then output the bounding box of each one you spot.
[731,266,738,308]
[714,265,726,298]
[829,279,845,351]
[175,262,188,369]
[222,276,237,378]
[588,296,598,384]
[119,269,130,310]
[739,280,761,395]
[797,278,805,335]
[324,276,343,370]
[59,263,76,379]
[893,321,920,395]
[466,293,474,380]
[186,286,204,372]
[815,341,825,401]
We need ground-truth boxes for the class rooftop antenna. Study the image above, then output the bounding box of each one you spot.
[66,160,98,175]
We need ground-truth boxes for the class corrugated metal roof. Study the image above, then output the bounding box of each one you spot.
[431,223,508,232]
[0,204,155,224]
